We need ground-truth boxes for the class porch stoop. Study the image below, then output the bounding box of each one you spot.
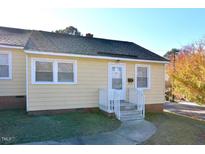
[99,88,145,121]
[120,101,144,121]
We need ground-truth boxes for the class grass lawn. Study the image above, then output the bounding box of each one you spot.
[0,109,120,144]
[144,112,205,145]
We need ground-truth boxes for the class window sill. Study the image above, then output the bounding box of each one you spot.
[31,82,77,85]
[136,87,150,90]
[0,77,12,80]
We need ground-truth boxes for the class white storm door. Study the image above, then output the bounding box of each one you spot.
[108,63,126,100]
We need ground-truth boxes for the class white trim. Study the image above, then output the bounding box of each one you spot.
[135,64,151,90]
[53,60,58,83]
[108,63,126,100]
[26,55,29,112]
[31,58,77,84]
[56,60,77,84]
[24,50,169,64]
[0,51,12,80]
[0,44,24,49]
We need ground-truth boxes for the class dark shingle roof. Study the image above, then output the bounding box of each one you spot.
[0,26,168,61]
[0,27,31,47]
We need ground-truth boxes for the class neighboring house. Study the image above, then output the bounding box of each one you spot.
[0,26,168,117]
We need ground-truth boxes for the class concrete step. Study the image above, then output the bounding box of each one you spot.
[120,115,143,121]
[121,110,142,116]
[120,108,143,121]
[120,102,136,107]
[120,113,142,118]
[121,105,137,111]
[115,102,144,121]
[120,104,143,121]
[120,103,137,111]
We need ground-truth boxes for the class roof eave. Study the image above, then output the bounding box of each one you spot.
[24,49,169,64]
[0,44,24,49]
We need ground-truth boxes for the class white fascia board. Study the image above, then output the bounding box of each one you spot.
[24,50,169,64]
[0,44,24,49]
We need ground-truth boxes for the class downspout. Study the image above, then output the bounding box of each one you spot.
[26,54,29,112]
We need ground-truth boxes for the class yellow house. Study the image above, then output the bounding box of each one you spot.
[0,26,168,120]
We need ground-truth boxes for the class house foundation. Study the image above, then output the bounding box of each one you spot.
[0,96,26,110]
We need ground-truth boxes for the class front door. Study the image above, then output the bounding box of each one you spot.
[108,63,126,100]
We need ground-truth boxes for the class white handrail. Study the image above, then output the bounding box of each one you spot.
[128,88,145,118]
[99,88,121,119]
[99,88,145,120]
[112,90,121,120]
[99,88,109,112]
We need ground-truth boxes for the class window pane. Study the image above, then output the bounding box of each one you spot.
[36,61,53,81]
[112,67,122,90]
[137,77,148,88]
[58,63,74,82]
[58,63,73,72]
[0,54,8,65]
[58,72,74,82]
[137,66,148,88]
[36,61,53,72]
[36,72,53,81]
[0,65,9,77]
[112,79,122,89]
[137,67,147,77]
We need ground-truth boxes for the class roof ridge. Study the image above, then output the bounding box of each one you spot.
[0,25,134,44]
[37,29,134,44]
[0,26,32,32]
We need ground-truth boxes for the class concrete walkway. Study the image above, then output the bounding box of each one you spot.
[24,120,156,145]
[164,102,205,121]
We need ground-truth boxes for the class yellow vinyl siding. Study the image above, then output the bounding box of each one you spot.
[0,48,26,96]
[27,54,165,111]
[27,55,108,111]
[126,62,165,104]
[144,64,165,104]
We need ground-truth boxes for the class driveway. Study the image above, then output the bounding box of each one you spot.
[24,120,156,145]
[164,102,205,121]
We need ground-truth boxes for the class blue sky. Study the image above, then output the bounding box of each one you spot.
[1,8,205,56]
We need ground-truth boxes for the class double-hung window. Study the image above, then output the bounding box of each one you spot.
[135,65,150,89]
[32,58,77,84]
[58,62,74,82]
[0,52,12,79]
[36,61,53,82]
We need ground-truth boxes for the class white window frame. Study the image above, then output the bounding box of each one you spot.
[31,58,77,84]
[0,51,12,80]
[135,64,151,89]
[57,60,77,84]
